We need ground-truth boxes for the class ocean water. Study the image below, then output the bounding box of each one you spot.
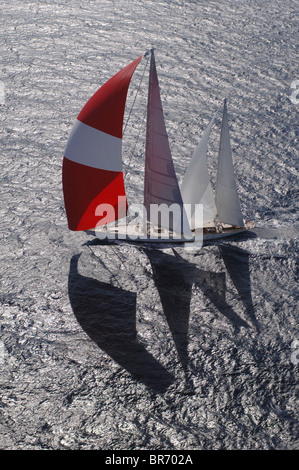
[0,0,298,450]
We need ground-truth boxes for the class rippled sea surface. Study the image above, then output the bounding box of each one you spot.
[0,0,298,450]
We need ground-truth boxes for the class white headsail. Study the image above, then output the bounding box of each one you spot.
[215,100,244,228]
[181,111,218,229]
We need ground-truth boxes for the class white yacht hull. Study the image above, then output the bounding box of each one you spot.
[90,221,255,244]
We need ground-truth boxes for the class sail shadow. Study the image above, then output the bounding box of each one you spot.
[171,250,250,331]
[68,254,174,393]
[194,268,249,330]
[218,245,259,330]
[144,249,195,392]
[144,248,251,390]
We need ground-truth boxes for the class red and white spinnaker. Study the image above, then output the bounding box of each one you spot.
[62,56,142,231]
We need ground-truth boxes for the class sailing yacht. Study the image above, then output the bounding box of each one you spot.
[62,50,254,243]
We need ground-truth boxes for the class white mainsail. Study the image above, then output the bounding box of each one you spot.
[181,111,218,229]
[215,99,244,228]
[143,51,192,237]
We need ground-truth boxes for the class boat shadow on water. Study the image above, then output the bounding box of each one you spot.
[68,239,258,393]
[217,244,259,331]
[68,253,174,394]
[144,243,259,392]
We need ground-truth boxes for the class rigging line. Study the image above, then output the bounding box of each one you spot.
[109,243,140,287]
[87,241,140,290]
[123,55,149,136]
[123,56,149,182]
[124,103,147,179]
[109,240,153,290]
[86,244,122,288]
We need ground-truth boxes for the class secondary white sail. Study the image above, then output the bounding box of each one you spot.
[215,99,244,228]
[181,111,218,229]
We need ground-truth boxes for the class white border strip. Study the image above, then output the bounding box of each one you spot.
[65,119,122,171]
